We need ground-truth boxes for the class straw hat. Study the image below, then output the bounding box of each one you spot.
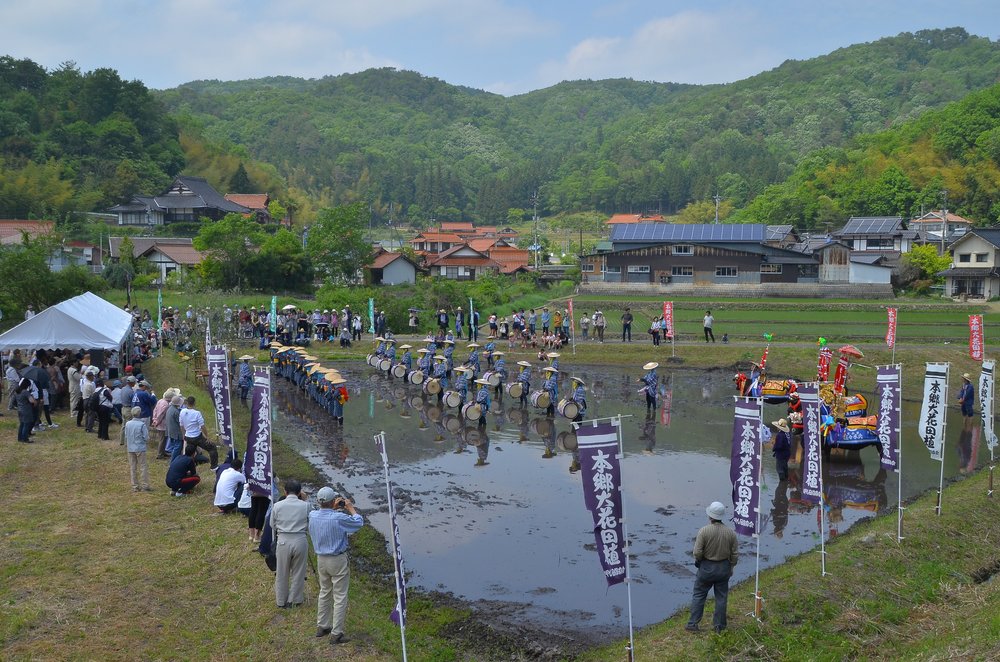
[434,355,446,361]
[328,376,347,385]
[443,339,455,345]
[417,348,431,354]
[238,354,254,361]
[643,362,659,371]
[474,379,490,385]
[517,361,532,367]
[399,344,412,350]
[375,336,385,342]
[772,418,790,433]
[547,352,561,358]
[454,366,471,373]
[571,376,585,387]
[542,366,558,373]
[963,373,972,381]
[423,336,434,343]
[493,351,505,356]
[467,343,480,348]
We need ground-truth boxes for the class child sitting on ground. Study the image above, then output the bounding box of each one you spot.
[722,333,729,344]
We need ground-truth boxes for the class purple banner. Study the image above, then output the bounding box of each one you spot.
[799,384,823,504]
[207,346,234,447]
[374,432,408,627]
[576,421,627,585]
[244,367,273,497]
[876,366,901,471]
[730,397,762,537]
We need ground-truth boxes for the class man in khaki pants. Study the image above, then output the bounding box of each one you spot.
[309,487,364,644]
[271,480,310,608]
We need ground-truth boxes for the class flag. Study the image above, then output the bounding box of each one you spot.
[981,360,997,452]
[568,298,574,328]
[918,363,949,461]
[798,384,823,504]
[157,289,162,333]
[759,345,770,372]
[374,432,408,628]
[205,317,211,349]
[207,346,234,446]
[969,315,984,361]
[662,301,673,337]
[576,421,627,585]
[833,355,850,394]
[244,367,273,496]
[730,396,763,537]
[886,308,897,348]
[817,347,832,382]
[270,296,277,333]
[876,366,901,472]
[368,297,375,334]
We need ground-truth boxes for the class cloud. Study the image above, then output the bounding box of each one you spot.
[535,9,782,87]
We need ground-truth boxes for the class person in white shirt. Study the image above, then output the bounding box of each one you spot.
[178,396,218,468]
[214,456,246,514]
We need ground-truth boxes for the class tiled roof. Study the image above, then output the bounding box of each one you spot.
[607,213,665,224]
[439,222,474,232]
[148,244,205,266]
[962,228,1000,250]
[429,256,500,267]
[109,237,195,259]
[766,225,796,241]
[369,252,416,269]
[153,176,251,214]
[468,238,500,252]
[411,232,464,243]
[611,223,765,242]
[224,193,270,210]
[0,220,55,241]
[911,210,973,224]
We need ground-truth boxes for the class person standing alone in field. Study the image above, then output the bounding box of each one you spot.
[686,501,738,633]
[620,308,633,342]
[703,310,716,343]
[957,372,976,429]
[309,487,364,643]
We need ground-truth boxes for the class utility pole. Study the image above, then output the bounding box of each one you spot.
[713,193,722,224]
[940,189,948,256]
[531,190,540,270]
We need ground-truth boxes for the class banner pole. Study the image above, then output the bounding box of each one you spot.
[818,382,828,575]
[753,400,764,619]
[936,373,949,516]
[614,415,636,661]
[896,364,904,543]
[377,432,408,661]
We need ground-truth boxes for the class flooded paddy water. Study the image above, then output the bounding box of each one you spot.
[270,363,986,644]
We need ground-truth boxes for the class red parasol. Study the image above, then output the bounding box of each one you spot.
[838,345,864,359]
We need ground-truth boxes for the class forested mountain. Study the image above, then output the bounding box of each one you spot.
[0,58,184,218]
[736,81,1000,228]
[157,27,1000,225]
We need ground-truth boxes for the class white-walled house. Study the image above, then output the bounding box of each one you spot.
[938,228,1000,299]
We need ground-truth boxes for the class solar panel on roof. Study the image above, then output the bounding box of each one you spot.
[610,223,765,242]
[840,217,903,235]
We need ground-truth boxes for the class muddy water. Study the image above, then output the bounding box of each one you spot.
[271,365,987,638]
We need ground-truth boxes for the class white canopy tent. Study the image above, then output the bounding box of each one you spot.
[0,292,133,351]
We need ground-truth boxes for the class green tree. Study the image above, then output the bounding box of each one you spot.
[902,244,952,282]
[192,213,265,288]
[249,228,314,292]
[229,162,253,193]
[306,203,374,283]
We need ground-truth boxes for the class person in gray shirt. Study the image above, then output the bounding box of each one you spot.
[118,377,135,446]
[165,395,183,460]
[124,406,151,492]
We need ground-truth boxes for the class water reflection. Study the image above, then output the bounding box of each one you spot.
[271,364,988,635]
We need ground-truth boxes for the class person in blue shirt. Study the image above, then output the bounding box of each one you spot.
[454,307,465,339]
[640,362,658,413]
[237,356,254,403]
[547,352,560,372]
[384,339,397,379]
[957,372,976,422]
[542,366,559,417]
[516,361,532,406]
[416,348,431,377]
[474,378,491,427]
[308,486,364,643]
[569,376,587,422]
[484,337,496,367]
[432,355,449,402]
[443,339,455,378]
[425,335,438,356]
[373,337,386,358]
[492,351,508,398]
[465,343,481,377]
[541,308,551,333]
[397,344,413,372]
[453,366,471,404]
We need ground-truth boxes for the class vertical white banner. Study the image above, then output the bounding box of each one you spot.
[918,363,949,462]
[981,360,997,452]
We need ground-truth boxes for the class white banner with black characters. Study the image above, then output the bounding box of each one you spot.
[981,360,997,452]
[918,363,949,462]
[798,384,823,503]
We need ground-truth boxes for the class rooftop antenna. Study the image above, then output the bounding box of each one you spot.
[940,190,948,256]
[713,193,723,224]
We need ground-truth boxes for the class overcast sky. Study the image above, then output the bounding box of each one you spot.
[1,0,998,95]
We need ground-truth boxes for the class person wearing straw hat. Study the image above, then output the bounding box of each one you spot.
[771,418,792,481]
[546,352,560,372]
[474,378,491,427]
[957,373,976,424]
[432,355,449,402]
[483,336,496,368]
[397,344,413,376]
[569,377,587,423]
[454,306,465,340]
[328,374,348,425]
[384,339,397,380]
[516,361,532,406]
[465,343,481,377]
[640,362,659,414]
[443,339,456,378]
[416,348,432,376]
[686,501,738,633]
[542,366,559,417]
[373,336,386,358]
[453,366,471,404]
[492,351,508,398]
[437,308,449,331]
[237,355,254,403]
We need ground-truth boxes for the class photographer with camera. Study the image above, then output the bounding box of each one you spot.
[308,487,364,644]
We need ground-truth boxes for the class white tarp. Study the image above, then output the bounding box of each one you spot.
[0,292,133,351]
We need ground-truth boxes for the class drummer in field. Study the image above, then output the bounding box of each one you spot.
[397,343,413,375]
[465,343,481,377]
[432,355,449,403]
[384,338,397,379]
[492,351,508,398]
[474,378,491,427]
[569,377,587,423]
[547,352,560,372]
[640,362,658,413]
[484,336,496,368]
[443,339,455,378]
[516,361,532,406]
[416,348,432,380]
[542,366,559,417]
[374,336,386,357]
[453,366,471,405]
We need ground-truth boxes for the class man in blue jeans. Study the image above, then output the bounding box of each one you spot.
[686,501,739,632]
